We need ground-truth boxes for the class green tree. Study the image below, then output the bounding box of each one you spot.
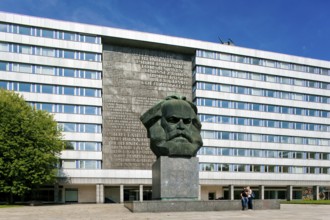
[0,89,64,203]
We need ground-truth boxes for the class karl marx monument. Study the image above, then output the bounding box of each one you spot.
[140,95,203,200]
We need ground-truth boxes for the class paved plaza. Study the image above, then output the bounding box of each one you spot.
[0,204,330,220]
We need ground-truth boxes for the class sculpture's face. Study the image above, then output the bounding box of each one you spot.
[148,99,203,157]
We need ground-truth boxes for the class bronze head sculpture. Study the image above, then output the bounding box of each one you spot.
[140,95,203,158]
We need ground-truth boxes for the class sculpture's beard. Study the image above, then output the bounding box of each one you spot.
[152,131,202,157]
[166,130,193,143]
[148,120,203,157]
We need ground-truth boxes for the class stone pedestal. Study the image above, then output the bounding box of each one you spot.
[152,156,199,200]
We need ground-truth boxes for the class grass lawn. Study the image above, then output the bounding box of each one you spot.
[0,205,22,208]
[281,200,330,205]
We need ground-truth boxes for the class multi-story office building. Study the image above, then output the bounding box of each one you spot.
[1,11,330,203]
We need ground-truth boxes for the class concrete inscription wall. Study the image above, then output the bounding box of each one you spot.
[102,45,193,169]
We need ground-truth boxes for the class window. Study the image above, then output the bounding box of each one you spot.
[0,81,7,89]
[42,48,55,57]
[42,29,54,38]
[85,71,98,79]
[237,86,246,94]
[265,75,276,82]
[84,35,97,43]
[19,45,32,54]
[0,23,8,32]
[252,119,261,126]
[64,32,75,41]
[237,71,247,79]
[220,53,231,61]
[221,69,231,77]
[0,42,9,52]
[42,103,53,112]
[85,88,96,97]
[251,103,261,111]
[85,106,96,115]
[251,73,262,81]
[63,105,75,114]
[0,61,8,71]
[265,60,276,68]
[63,68,75,77]
[222,148,232,156]
[18,26,31,35]
[63,123,75,132]
[64,50,75,59]
[64,87,75,96]
[220,85,230,92]
[85,52,96,61]
[42,85,53,94]
[251,88,262,96]
[19,83,30,92]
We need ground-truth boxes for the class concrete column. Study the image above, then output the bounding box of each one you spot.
[96,185,99,203]
[286,185,293,201]
[61,187,65,203]
[96,184,104,203]
[139,185,143,202]
[198,185,201,200]
[120,184,124,203]
[229,185,234,200]
[259,185,264,200]
[313,186,319,200]
[54,183,59,203]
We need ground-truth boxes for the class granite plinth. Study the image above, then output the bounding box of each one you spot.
[152,157,199,200]
[124,200,281,212]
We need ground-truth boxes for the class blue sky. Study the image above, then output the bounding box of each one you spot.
[1,0,330,61]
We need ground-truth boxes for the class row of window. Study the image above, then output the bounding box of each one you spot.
[199,163,330,174]
[195,66,330,90]
[61,160,101,169]
[0,81,102,97]
[199,114,330,132]
[0,42,101,62]
[29,102,101,115]
[67,142,102,151]
[58,123,101,133]
[0,22,101,44]
[198,147,330,160]
[201,130,330,146]
[195,98,329,118]
[195,82,330,104]
[196,50,330,76]
[0,61,101,80]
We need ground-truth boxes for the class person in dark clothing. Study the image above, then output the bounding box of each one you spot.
[246,186,254,210]
[240,188,248,210]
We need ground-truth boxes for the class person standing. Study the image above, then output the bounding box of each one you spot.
[240,187,248,210]
[246,186,254,210]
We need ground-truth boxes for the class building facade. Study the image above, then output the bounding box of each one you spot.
[1,12,330,203]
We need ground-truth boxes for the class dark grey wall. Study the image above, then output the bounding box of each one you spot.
[102,45,193,169]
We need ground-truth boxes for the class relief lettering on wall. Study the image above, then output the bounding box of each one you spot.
[102,45,193,169]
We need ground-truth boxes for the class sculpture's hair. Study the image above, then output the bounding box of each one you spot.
[140,95,200,129]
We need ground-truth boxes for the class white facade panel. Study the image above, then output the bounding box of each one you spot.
[202,139,330,154]
[195,90,330,111]
[0,71,102,88]
[0,52,102,71]
[54,114,102,124]
[0,32,102,53]
[195,73,330,97]
[202,123,329,139]
[19,93,102,106]
[63,132,102,142]
[198,155,330,167]
[198,107,330,125]
[195,57,330,83]
[60,150,102,160]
